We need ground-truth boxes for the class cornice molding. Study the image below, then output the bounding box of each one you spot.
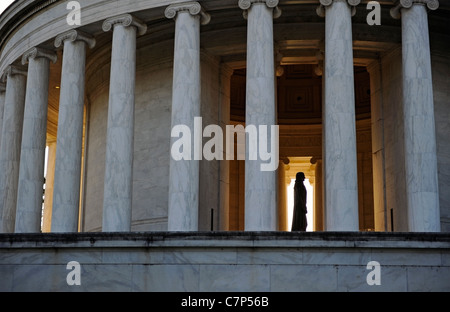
[164,1,211,25]
[390,0,439,19]
[102,14,148,36]
[0,0,58,54]
[21,47,57,65]
[54,29,96,49]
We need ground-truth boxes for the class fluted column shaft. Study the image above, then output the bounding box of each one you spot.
[15,48,56,233]
[392,0,440,232]
[101,15,147,232]
[320,0,360,231]
[0,66,27,233]
[51,30,95,233]
[165,2,210,231]
[239,0,280,231]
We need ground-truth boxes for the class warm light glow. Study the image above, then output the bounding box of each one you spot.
[287,178,314,232]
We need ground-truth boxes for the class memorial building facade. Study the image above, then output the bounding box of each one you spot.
[0,0,449,292]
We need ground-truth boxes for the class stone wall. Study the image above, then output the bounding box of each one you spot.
[0,232,449,292]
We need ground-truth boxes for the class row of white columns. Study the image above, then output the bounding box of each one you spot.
[0,14,147,233]
[0,0,441,233]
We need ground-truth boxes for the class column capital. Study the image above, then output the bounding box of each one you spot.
[390,0,439,19]
[239,0,282,19]
[317,0,361,17]
[239,0,279,9]
[280,157,290,165]
[310,157,322,165]
[54,29,96,49]
[22,47,57,65]
[314,49,324,76]
[165,1,211,25]
[1,65,27,83]
[0,82,6,92]
[319,0,361,5]
[102,14,148,36]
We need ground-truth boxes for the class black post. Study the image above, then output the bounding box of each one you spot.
[390,208,394,232]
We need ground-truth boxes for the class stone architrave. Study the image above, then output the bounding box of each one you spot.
[165,2,210,231]
[0,65,27,233]
[15,47,57,233]
[317,0,360,231]
[51,30,95,233]
[101,14,147,232]
[238,0,281,231]
[391,0,441,232]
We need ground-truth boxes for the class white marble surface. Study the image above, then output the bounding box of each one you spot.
[0,66,27,233]
[0,233,449,292]
[51,31,94,233]
[102,15,145,232]
[323,0,359,231]
[15,48,55,233]
[401,4,440,232]
[167,5,203,231]
[242,2,277,231]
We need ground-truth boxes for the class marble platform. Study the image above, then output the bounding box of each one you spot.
[0,231,449,292]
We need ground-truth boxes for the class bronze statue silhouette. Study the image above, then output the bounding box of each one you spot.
[291,172,307,232]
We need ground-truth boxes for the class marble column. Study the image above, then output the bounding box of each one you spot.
[14,48,57,233]
[101,15,147,232]
[0,65,27,233]
[391,0,440,232]
[51,30,95,233]
[165,2,210,231]
[318,0,360,231]
[0,83,6,149]
[239,0,281,231]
